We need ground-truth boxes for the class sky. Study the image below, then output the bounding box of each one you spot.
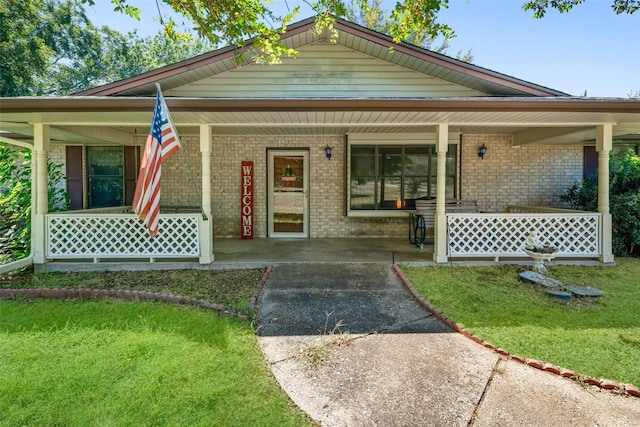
[85,0,639,98]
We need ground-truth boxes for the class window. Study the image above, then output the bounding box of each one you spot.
[87,147,124,208]
[66,146,139,210]
[350,144,457,211]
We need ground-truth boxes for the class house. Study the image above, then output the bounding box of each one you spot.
[1,17,639,271]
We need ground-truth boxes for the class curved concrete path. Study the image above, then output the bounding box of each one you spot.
[256,263,640,426]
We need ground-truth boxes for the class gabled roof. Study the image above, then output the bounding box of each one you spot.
[76,17,568,98]
[5,17,638,146]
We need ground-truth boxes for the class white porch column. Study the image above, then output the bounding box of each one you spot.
[433,123,449,263]
[596,124,614,263]
[33,123,50,264]
[199,124,214,264]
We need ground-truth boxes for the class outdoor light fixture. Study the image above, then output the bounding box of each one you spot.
[478,143,488,160]
[325,145,332,160]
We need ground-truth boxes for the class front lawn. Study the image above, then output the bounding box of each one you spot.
[0,268,264,317]
[0,299,313,427]
[401,257,640,387]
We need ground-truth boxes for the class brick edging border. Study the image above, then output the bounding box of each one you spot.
[249,265,273,309]
[392,264,640,399]
[0,287,247,320]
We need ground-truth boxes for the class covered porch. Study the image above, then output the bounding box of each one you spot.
[2,98,638,273]
[39,203,603,270]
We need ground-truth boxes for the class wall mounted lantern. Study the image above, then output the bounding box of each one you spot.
[325,145,333,160]
[478,143,487,160]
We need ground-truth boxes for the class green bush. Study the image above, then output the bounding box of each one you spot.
[0,143,69,263]
[561,149,640,256]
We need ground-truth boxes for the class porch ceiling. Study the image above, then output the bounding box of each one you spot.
[1,97,639,145]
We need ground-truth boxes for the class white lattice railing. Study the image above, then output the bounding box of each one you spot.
[47,213,200,261]
[447,212,600,258]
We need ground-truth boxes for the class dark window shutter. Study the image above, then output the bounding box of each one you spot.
[583,146,598,180]
[65,146,83,210]
[124,146,140,205]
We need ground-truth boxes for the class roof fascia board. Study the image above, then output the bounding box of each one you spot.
[2,97,639,114]
[5,97,640,113]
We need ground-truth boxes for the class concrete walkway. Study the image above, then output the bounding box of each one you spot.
[256,264,640,427]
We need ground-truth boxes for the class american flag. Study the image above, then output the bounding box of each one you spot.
[133,88,181,237]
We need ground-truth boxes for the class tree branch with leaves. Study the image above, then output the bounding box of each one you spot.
[88,0,457,64]
[92,0,636,64]
[523,0,639,17]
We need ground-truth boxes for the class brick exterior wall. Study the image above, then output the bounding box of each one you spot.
[50,133,584,238]
[206,135,413,238]
[460,135,583,212]
[154,135,202,208]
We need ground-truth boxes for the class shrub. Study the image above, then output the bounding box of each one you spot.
[0,143,69,263]
[561,149,640,256]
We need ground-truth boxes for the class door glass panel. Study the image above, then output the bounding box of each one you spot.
[273,155,304,233]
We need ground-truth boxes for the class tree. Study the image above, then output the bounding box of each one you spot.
[93,0,456,64]
[345,0,473,62]
[0,144,69,263]
[561,149,640,256]
[96,0,637,64]
[1,0,55,96]
[523,0,639,17]
[41,30,212,94]
[1,0,213,96]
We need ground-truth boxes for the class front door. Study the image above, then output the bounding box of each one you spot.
[268,150,309,238]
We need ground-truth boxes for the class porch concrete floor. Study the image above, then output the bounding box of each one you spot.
[211,238,602,270]
[212,238,434,268]
[39,238,604,272]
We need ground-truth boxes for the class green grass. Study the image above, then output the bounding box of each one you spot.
[0,299,313,427]
[402,257,640,387]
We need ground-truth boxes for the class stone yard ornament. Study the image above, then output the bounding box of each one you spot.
[520,231,604,301]
[523,231,559,274]
[519,270,604,302]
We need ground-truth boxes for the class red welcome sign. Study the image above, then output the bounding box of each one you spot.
[241,161,254,239]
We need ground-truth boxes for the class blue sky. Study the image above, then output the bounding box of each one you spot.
[86,0,639,97]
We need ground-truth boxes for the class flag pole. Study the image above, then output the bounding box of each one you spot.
[155,84,208,221]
